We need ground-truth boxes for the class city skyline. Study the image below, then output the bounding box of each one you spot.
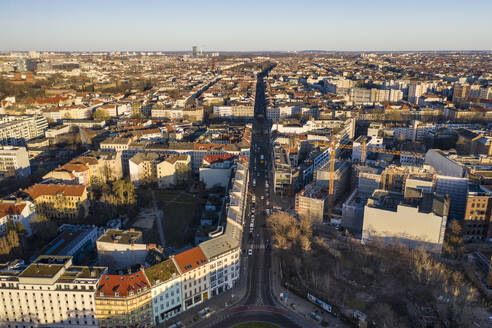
[1,0,491,52]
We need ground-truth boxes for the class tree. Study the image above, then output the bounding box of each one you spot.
[443,220,464,260]
[30,214,58,241]
[112,179,136,205]
[92,108,110,121]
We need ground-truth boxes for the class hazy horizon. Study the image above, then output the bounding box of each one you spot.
[1,0,491,52]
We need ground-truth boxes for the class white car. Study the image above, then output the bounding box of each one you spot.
[248,249,253,256]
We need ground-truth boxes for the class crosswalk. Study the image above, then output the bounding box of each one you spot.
[249,243,266,249]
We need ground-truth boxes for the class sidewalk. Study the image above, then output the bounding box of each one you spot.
[270,255,349,328]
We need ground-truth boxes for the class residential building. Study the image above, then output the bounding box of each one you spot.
[200,231,241,297]
[145,260,182,325]
[172,247,209,310]
[43,162,90,185]
[24,184,89,220]
[463,187,492,241]
[199,154,235,189]
[0,146,30,177]
[0,255,106,327]
[76,151,123,183]
[408,82,427,104]
[0,115,48,146]
[0,199,35,236]
[95,270,152,328]
[156,154,191,189]
[129,152,160,185]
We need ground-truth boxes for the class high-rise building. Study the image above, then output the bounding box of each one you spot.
[0,145,31,177]
[192,46,197,57]
[0,115,48,146]
[408,82,427,104]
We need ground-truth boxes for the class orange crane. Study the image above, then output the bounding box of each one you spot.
[313,137,424,220]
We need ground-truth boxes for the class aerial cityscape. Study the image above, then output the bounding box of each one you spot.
[0,1,491,328]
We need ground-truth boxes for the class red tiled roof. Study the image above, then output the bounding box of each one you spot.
[73,156,99,166]
[0,203,26,218]
[202,154,235,164]
[25,184,86,199]
[173,247,207,273]
[97,270,150,297]
[60,163,89,173]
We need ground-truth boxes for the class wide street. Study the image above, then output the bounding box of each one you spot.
[205,69,307,327]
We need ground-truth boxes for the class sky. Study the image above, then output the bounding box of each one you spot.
[1,0,491,52]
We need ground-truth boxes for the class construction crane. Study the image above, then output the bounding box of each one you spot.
[314,137,424,220]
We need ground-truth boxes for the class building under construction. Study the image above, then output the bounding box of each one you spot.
[295,182,330,223]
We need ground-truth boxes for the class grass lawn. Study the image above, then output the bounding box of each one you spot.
[233,323,280,328]
[155,190,202,247]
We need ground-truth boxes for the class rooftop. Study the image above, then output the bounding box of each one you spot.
[97,270,150,297]
[97,229,143,245]
[173,246,207,273]
[144,260,179,286]
[24,184,86,199]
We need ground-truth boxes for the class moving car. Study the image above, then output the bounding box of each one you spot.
[248,249,253,256]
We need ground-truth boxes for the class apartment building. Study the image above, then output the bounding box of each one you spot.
[152,107,203,122]
[75,151,123,183]
[199,154,235,189]
[0,145,31,177]
[43,162,89,185]
[156,154,191,189]
[95,270,152,328]
[145,260,182,325]
[408,82,427,104]
[463,188,492,241]
[172,247,209,310]
[0,115,48,146]
[231,104,254,119]
[0,199,35,236]
[213,105,254,119]
[99,137,132,152]
[24,184,89,220]
[129,152,160,185]
[200,229,241,297]
[0,255,106,328]
[295,182,330,223]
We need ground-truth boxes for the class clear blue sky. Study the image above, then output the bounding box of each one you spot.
[1,0,491,52]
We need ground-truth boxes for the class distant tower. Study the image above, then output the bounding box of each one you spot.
[192,46,197,57]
